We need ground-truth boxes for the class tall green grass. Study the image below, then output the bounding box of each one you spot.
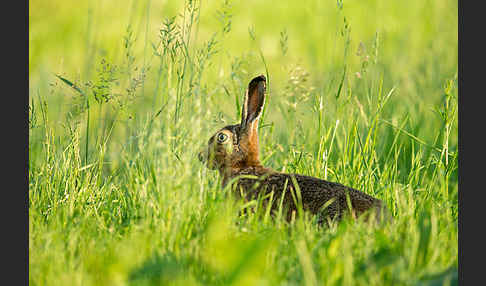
[29,0,457,285]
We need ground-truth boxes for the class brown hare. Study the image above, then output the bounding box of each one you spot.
[198,75,388,224]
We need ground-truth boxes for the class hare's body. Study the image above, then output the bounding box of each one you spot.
[199,75,388,223]
[226,167,385,222]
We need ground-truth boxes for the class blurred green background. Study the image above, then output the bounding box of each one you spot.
[30,0,457,97]
[29,0,458,285]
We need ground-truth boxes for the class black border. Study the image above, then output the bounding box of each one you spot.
[458,0,483,285]
[17,0,28,284]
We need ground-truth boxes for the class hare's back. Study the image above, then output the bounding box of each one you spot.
[263,172,381,215]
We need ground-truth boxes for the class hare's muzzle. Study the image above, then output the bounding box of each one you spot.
[198,149,207,163]
[198,148,218,170]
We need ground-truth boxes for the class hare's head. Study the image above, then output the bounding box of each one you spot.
[198,75,266,173]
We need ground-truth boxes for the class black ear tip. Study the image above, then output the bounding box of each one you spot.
[249,74,266,89]
[256,74,266,81]
[251,74,266,83]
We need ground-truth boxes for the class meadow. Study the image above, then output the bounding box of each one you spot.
[29,0,458,285]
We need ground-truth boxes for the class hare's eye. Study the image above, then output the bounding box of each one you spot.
[216,133,228,143]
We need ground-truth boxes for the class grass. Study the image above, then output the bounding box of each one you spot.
[29,0,458,285]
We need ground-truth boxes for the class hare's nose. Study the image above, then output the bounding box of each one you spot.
[198,151,205,162]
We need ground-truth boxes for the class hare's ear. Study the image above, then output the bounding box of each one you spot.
[238,75,266,166]
[240,75,266,132]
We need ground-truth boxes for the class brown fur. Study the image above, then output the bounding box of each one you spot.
[199,75,389,224]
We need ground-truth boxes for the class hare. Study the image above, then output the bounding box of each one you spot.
[198,75,388,224]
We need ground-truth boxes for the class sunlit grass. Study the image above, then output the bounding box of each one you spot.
[29,0,457,285]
